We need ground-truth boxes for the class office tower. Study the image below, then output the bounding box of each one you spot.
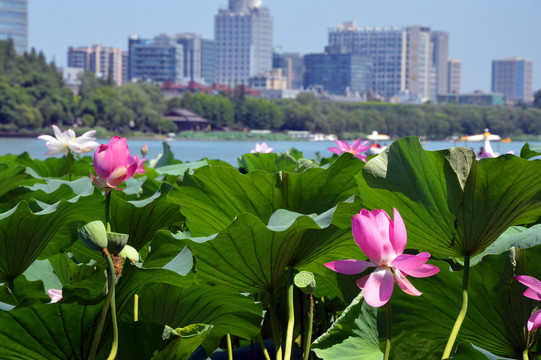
[328,22,448,100]
[122,51,129,85]
[214,0,273,86]
[492,57,534,103]
[448,59,462,93]
[405,26,432,100]
[273,52,304,89]
[175,34,215,84]
[304,47,373,95]
[430,31,449,96]
[328,23,406,98]
[0,0,27,54]
[128,34,184,83]
[67,45,123,85]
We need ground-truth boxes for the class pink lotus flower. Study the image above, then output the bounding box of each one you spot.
[325,208,440,307]
[328,138,370,162]
[47,288,62,303]
[135,158,146,174]
[141,143,148,156]
[251,142,273,153]
[516,275,541,331]
[90,136,139,194]
[37,125,100,156]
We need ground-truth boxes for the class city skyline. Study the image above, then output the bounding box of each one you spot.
[28,0,540,94]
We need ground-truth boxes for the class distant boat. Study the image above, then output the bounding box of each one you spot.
[310,133,337,142]
[460,128,501,158]
[366,131,390,155]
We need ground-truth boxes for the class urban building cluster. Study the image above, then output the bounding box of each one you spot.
[0,0,535,105]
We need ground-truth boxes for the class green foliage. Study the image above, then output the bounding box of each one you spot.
[357,137,541,258]
[312,293,383,360]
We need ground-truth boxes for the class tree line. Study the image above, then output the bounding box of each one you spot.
[1,39,541,139]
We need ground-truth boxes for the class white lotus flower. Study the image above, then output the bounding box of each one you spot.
[250,142,273,153]
[38,125,100,155]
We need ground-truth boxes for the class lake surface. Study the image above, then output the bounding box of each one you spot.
[1,137,539,165]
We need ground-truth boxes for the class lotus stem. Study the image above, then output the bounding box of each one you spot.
[134,294,139,321]
[270,297,283,360]
[105,192,111,231]
[384,301,392,360]
[67,150,74,181]
[442,254,470,359]
[523,349,529,360]
[227,334,233,360]
[256,332,272,360]
[284,266,295,360]
[88,249,117,360]
[302,294,314,360]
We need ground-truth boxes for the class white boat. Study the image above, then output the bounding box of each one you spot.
[366,131,390,155]
[460,128,500,158]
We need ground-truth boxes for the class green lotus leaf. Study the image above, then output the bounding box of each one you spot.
[449,342,491,359]
[170,153,364,237]
[0,177,97,214]
[390,247,541,359]
[357,137,541,258]
[0,193,103,282]
[520,143,541,160]
[173,207,364,295]
[110,183,184,250]
[311,292,383,360]
[0,163,43,199]
[117,322,213,360]
[137,282,263,354]
[0,151,94,179]
[470,224,541,265]
[114,255,196,318]
[155,159,210,176]
[0,300,102,358]
[238,152,318,173]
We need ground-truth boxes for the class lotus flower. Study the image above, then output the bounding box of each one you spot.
[516,275,541,331]
[325,208,440,307]
[90,136,139,193]
[141,143,148,156]
[37,125,100,155]
[47,288,62,303]
[251,142,273,153]
[135,158,146,174]
[328,138,370,162]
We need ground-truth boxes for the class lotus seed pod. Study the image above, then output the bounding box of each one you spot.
[78,221,108,251]
[119,245,139,262]
[107,231,130,255]
[294,271,316,294]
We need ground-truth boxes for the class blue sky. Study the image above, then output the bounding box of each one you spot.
[29,0,541,93]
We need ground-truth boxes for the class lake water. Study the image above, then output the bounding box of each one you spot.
[1,137,539,165]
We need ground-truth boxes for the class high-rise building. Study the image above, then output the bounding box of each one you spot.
[273,52,304,89]
[304,48,373,95]
[128,34,184,84]
[0,0,27,54]
[67,45,123,85]
[175,34,215,84]
[214,0,273,86]
[492,57,534,103]
[448,59,462,93]
[430,31,449,96]
[328,22,448,101]
[122,51,129,85]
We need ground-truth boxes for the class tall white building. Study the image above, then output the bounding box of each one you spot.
[328,22,448,101]
[214,0,273,86]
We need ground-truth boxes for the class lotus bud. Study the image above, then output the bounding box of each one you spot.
[141,143,148,156]
[119,245,139,263]
[294,271,316,294]
[79,221,108,251]
[106,231,130,255]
